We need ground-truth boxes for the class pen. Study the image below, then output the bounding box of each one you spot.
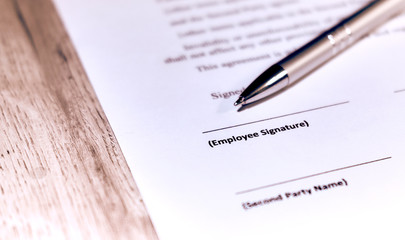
[234,0,405,109]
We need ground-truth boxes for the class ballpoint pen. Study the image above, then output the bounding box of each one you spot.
[234,0,405,109]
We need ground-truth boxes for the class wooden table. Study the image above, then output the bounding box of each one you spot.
[0,0,158,238]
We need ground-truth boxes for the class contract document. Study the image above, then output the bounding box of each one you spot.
[54,0,405,239]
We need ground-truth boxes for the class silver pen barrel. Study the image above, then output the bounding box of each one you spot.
[235,0,405,108]
[281,0,405,84]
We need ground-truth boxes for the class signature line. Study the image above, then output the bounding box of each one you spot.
[235,156,391,195]
[203,101,349,134]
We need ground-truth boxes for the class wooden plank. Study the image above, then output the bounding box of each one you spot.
[0,0,158,239]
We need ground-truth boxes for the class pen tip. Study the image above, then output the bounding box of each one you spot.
[234,97,245,107]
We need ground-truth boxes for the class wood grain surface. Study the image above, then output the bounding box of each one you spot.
[0,0,158,239]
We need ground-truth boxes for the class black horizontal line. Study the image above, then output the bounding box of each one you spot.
[235,156,391,195]
[394,89,405,93]
[203,101,349,134]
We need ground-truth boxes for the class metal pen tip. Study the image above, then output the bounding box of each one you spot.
[234,97,245,106]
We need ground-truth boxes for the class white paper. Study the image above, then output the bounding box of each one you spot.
[54,0,405,239]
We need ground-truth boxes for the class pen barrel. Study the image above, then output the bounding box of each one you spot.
[279,0,405,84]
